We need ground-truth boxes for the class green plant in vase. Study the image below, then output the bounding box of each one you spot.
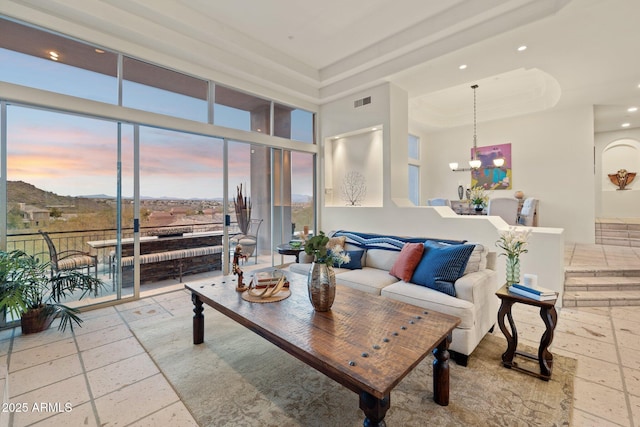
[496,227,531,286]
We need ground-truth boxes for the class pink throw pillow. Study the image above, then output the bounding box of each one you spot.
[389,242,425,282]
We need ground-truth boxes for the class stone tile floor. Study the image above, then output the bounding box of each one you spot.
[1,245,639,426]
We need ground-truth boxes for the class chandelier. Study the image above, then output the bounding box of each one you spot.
[449,84,504,171]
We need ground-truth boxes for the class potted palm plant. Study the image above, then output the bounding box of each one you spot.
[0,249,105,334]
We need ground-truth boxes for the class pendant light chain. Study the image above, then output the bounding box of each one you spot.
[472,84,478,161]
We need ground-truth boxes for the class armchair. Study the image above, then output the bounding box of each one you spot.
[518,197,538,226]
[39,230,98,277]
[487,198,519,225]
[231,219,263,264]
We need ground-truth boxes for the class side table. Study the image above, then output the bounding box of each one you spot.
[276,243,304,263]
[495,284,558,381]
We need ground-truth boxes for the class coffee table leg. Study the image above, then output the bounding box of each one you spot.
[432,334,451,406]
[359,391,390,427]
[192,293,204,344]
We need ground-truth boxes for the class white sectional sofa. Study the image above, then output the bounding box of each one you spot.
[288,230,499,365]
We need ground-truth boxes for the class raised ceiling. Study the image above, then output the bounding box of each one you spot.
[1,0,639,132]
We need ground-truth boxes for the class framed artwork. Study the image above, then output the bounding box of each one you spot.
[471,143,512,190]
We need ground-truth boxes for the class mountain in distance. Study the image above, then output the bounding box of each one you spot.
[9,180,312,205]
[7,180,109,212]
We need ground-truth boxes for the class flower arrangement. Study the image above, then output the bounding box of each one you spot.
[304,231,351,267]
[496,226,531,259]
[496,226,531,285]
[469,186,489,208]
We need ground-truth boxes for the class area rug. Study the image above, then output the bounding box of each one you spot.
[131,309,575,427]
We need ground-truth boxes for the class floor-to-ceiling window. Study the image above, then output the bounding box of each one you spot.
[0,16,317,326]
[5,105,124,315]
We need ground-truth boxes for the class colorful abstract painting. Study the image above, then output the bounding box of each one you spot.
[471,143,512,190]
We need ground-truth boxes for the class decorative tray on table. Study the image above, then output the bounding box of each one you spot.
[241,270,291,303]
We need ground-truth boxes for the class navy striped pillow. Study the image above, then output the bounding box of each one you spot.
[410,241,476,296]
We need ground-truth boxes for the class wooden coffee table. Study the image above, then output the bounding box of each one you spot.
[186,273,460,426]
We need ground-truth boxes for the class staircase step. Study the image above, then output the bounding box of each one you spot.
[565,276,640,292]
[563,290,640,307]
[565,267,640,278]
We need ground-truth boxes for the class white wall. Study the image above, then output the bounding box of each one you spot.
[595,129,640,217]
[416,106,595,244]
[320,83,567,304]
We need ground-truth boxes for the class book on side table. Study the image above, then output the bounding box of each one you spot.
[509,283,557,301]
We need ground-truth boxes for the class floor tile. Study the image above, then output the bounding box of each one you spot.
[128,401,197,427]
[553,330,618,362]
[10,374,90,427]
[74,323,133,352]
[623,366,640,397]
[93,374,180,426]
[573,377,630,425]
[81,336,145,372]
[572,408,628,427]
[9,354,83,397]
[26,401,99,427]
[86,353,159,398]
[575,355,623,390]
[9,338,77,372]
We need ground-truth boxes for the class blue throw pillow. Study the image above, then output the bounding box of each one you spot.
[410,241,475,296]
[333,249,365,269]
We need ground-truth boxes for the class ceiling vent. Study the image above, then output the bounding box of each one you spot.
[354,96,371,108]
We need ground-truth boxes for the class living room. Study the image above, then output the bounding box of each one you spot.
[1,0,640,425]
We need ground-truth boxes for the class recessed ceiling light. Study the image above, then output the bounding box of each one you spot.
[517,45,527,52]
[49,51,58,58]
[628,107,638,112]
[621,123,631,128]
[459,64,467,70]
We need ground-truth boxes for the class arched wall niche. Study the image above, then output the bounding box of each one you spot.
[599,137,640,218]
[602,138,640,191]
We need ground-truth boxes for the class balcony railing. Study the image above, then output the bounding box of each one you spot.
[6,222,230,272]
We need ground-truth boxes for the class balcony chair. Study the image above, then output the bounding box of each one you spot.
[518,197,538,226]
[39,230,98,277]
[487,198,520,225]
[231,218,263,264]
[427,198,452,207]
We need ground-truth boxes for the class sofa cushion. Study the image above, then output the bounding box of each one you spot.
[365,248,400,271]
[411,241,475,296]
[333,249,365,269]
[327,235,346,250]
[336,268,400,295]
[389,242,424,282]
[381,281,475,329]
[463,243,487,275]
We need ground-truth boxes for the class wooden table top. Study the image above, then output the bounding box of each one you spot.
[186,272,460,399]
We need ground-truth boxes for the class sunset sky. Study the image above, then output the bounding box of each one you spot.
[4,46,314,200]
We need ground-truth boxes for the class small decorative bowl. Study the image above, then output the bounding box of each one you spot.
[289,240,302,249]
